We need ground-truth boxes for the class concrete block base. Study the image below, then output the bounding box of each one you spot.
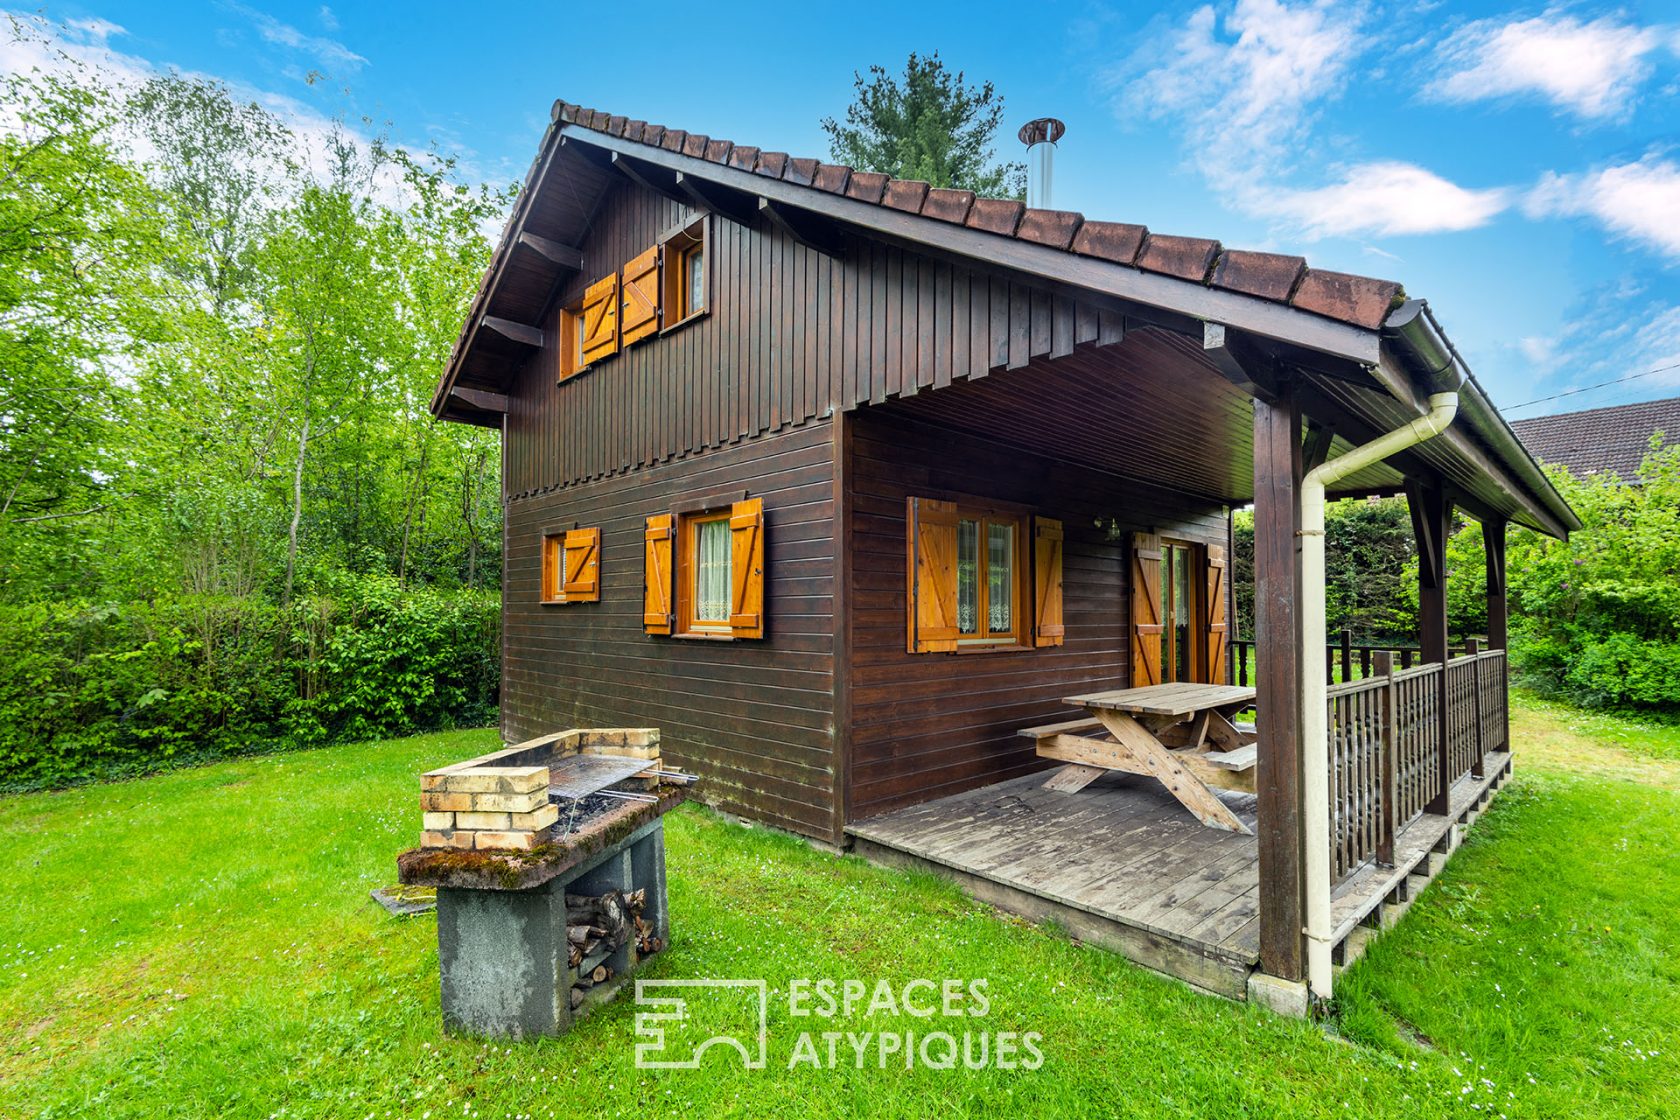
[1246,972,1311,1018]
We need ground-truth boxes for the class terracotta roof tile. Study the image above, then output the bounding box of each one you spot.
[1070,220,1146,264]
[546,99,1423,332]
[1211,250,1305,301]
[1291,269,1403,330]
[921,187,975,224]
[1017,208,1084,250]
[882,179,931,213]
[782,157,819,187]
[1137,235,1220,282]
[813,163,851,194]
[966,197,1024,236]
[845,171,889,204]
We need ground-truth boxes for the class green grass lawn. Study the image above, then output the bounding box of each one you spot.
[4,702,1677,1119]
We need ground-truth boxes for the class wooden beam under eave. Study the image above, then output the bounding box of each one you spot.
[609,151,689,210]
[481,315,545,348]
[673,172,758,227]
[758,197,845,258]
[450,386,509,413]
[517,232,583,271]
[1203,322,1280,403]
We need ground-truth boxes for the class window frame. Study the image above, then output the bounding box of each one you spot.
[1158,538,1206,683]
[674,506,736,639]
[658,214,710,336]
[953,506,1029,650]
[558,299,585,382]
[541,531,566,604]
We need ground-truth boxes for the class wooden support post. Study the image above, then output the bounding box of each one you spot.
[1409,480,1452,814]
[1252,392,1306,982]
[1339,628,1353,683]
[1485,517,1510,754]
[1375,650,1398,867]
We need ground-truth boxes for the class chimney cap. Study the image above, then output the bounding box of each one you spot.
[1018,117,1066,146]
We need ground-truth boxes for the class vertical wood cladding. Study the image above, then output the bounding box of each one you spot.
[502,181,1129,499]
[843,409,1229,821]
[502,423,838,841]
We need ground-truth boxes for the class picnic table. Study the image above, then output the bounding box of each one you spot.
[1018,682,1259,834]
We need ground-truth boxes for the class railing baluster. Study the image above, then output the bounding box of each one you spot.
[1375,651,1397,866]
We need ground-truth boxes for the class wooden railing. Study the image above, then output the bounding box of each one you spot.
[1323,646,1509,882]
[1230,631,1480,688]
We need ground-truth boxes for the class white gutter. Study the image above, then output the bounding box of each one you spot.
[1299,391,1459,1000]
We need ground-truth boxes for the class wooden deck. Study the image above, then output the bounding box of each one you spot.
[847,750,1514,1000]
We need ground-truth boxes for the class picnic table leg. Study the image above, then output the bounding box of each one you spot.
[1092,710,1251,835]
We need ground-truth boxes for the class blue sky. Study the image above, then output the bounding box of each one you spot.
[9,0,1680,418]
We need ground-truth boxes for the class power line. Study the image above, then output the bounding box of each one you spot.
[1506,361,1680,412]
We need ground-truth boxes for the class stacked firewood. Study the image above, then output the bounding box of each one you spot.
[566,888,661,1010]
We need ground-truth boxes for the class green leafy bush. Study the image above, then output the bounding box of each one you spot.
[0,576,498,788]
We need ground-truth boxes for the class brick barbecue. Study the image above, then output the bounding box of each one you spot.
[398,728,691,1038]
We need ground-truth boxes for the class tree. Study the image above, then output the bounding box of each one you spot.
[821,52,1026,199]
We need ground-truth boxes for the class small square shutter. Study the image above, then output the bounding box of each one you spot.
[728,498,766,639]
[907,497,960,653]
[1033,517,1064,648]
[620,246,660,346]
[1130,532,1163,686]
[1204,543,1229,684]
[562,528,601,602]
[643,514,674,634]
[580,273,620,367]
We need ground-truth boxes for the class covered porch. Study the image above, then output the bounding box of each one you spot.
[841,300,1572,1007]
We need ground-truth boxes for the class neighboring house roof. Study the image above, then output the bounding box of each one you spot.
[1511,395,1680,481]
[432,97,1580,537]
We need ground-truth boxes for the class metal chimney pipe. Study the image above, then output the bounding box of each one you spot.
[1018,117,1065,210]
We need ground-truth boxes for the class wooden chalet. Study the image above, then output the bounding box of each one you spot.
[432,100,1579,1008]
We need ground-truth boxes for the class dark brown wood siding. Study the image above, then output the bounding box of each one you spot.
[501,181,1131,499]
[502,422,838,841]
[844,408,1229,822]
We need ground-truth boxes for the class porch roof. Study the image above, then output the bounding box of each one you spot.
[434,99,1579,537]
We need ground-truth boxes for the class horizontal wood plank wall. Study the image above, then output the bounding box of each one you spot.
[845,409,1228,823]
[502,422,838,841]
[502,181,1131,499]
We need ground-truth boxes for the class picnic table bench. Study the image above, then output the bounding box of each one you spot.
[1018,682,1259,834]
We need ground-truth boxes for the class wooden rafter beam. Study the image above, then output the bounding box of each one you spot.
[1202,322,1280,403]
[758,197,845,257]
[673,171,758,227]
[450,386,509,413]
[609,152,689,209]
[517,232,583,271]
[482,315,545,348]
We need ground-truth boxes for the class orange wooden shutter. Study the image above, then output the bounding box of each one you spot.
[580,273,620,367]
[728,498,766,639]
[1130,533,1163,686]
[1033,517,1064,648]
[1204,543,1229,684]
[620,246,660,346]
[907,498,960,653]
[562,528,601,603]
[643,514,674,634]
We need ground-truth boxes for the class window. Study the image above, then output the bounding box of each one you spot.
[1129,534,1224,686]
[643,498,764,640]
[1160,541,1197,683]
[540,527,601,604]
[558,274,619,381]
[908,497,1060,653]
[659,216,707,330]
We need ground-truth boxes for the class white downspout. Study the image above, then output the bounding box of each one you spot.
[1300,391,1459,1001]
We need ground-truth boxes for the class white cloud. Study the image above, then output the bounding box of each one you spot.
[1122,0,1365,173]
[1431,12,1664,121]
[1119,1,1507,239]
[1250,160,1510,238]
[318,6,338,32]
[1525,156,1680,259]
[222,0,366,72]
